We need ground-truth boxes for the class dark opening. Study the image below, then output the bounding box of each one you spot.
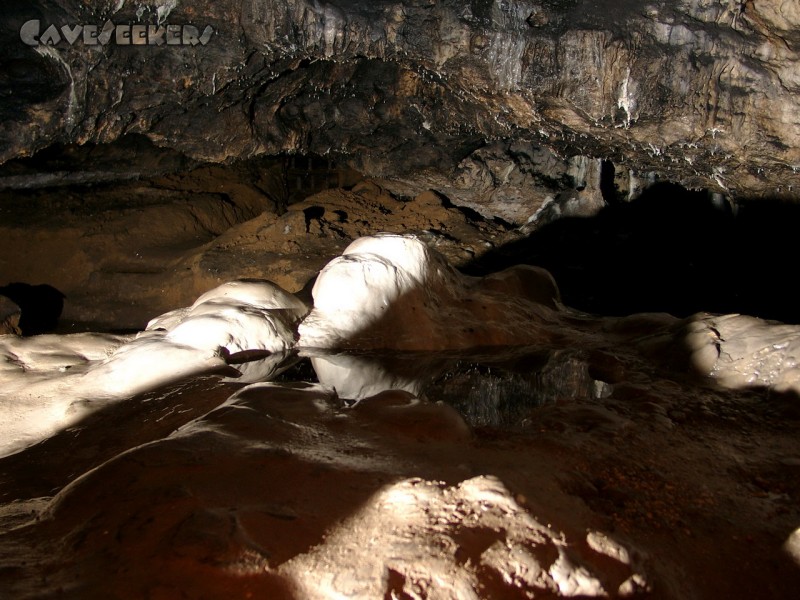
[465,182,800,323]
[0,282,65,335]
[599,159,618,204]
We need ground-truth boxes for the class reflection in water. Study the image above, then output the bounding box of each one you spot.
[303,347,611,428]
[1,346,611,503]
[224,350,301,383]
[427,349,612,428]
[305,351,451,399]
[428,350,610,428]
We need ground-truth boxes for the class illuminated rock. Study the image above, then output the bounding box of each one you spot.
[298,233,561,350]
[0,280,307,457]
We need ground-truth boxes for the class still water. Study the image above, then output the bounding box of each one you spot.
[0,346,611,503]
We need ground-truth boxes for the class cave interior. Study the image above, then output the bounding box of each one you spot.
[2,1,800,598]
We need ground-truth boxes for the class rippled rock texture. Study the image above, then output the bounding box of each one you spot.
[3,0,800,218]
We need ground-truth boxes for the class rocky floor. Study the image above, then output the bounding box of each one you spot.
[1,165,799,599]
[0,344,798,599]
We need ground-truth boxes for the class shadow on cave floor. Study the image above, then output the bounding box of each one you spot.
[462,182,800,324]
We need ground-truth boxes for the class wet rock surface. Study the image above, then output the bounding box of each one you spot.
[1,338,799,599]
[2,1,800,596]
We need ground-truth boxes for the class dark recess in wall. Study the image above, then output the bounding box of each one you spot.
[0,282,65,335]
[465,183,800,324]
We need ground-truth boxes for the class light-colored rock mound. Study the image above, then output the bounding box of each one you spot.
[621,310,800,397]
[0,331,132,388]
[284,475,639,599]
[686,313,800,394]
[298,233,561,350]
[0,280,307,457]
[145,279,308,356]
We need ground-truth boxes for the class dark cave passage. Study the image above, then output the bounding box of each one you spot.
[0,282,64,336]
[464,182,800,324]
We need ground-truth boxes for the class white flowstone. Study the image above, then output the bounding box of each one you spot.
[0,332,133,457]
[0,280,308,457]
[148,279,308,355]
[626,310,800,397]
[298,233,561,350]
[684,313,800,393]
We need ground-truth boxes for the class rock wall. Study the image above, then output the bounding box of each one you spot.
[2,0,799,215]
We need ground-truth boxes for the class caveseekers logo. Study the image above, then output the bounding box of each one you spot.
[20,19,214,47]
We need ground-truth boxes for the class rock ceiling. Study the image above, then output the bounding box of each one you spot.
[2,0,799,205]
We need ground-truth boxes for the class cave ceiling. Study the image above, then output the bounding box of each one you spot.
[1,0,799,202]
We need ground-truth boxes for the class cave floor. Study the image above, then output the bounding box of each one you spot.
[0,347,798,599]
[1,173,799,599]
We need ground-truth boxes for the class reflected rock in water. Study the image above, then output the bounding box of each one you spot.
[306,350,453,400]
[306,347,611,429]
[428,349,612,428]
[224,350,300,384]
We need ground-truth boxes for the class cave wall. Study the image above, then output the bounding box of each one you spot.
[2,0,800,215]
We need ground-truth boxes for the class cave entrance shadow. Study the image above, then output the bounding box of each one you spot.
[463,182,800,323]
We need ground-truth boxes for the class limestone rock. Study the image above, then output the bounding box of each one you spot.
[686,313,800,395]
[2,0,798,205]
[0,279,307,457]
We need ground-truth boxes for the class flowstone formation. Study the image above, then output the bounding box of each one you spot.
[0,279,306,457]
[2,0,799,222]
[4,232,800,459]
[298,233,562,350]
[2,234,800,598]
